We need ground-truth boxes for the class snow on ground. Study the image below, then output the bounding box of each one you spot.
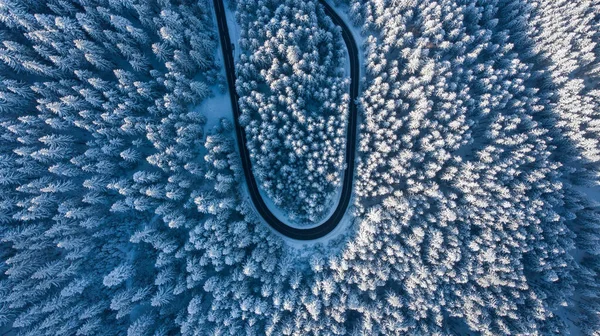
[223,1,242,62]
[193,90,232,131]
[255,178,345,229]
[246,181,358,250]
[325,0,366,89]
[195,0,236,131]
[576,185,600,205]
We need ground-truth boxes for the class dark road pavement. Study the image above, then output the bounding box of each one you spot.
[213,0,359,240]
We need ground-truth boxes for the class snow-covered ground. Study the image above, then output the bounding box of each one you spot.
[325,0,366,89]
[223,1,242,62]
[196,0,237,131]
[247,181,358,249]
[254,177,345,229]
[577,185,600,205]
[194,90,233,130]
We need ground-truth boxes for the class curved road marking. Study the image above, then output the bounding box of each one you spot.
[212,0,359,240]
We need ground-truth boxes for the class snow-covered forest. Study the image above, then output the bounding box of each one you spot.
[0,0,599,335]
[346,0,600,333]
[234,0,349,223]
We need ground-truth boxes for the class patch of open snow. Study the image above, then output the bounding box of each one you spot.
[197,0,236,130]
[194,90,233,130]
[575,185,600,204]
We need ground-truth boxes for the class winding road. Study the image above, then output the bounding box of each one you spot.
[212,0,359,240]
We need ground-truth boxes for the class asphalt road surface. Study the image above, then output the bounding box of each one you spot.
[212,0,359,240]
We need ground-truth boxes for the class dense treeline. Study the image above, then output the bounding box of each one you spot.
[235,0,349,223]
[526,0,600,174]
[0,0,241,334]
[339,0,600,334]
[526,0,600,332]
